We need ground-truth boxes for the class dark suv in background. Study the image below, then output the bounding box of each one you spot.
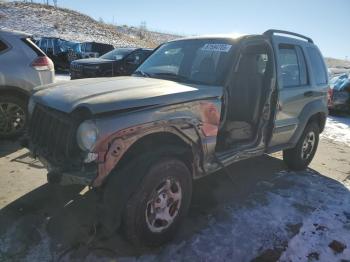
[36,38,114,70]
[70,48,153,79]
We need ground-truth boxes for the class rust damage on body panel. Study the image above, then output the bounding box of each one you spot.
[92,101,221,187]
[92,123,197,187]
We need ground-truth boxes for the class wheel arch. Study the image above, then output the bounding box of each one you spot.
[289,99,327,145]
[111,131,196,179]
[92,123,202,187]
[0,86,30,102]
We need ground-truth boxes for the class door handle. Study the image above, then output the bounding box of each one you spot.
[304,91,314,97]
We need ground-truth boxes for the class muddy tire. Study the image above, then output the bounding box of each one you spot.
[0,95,27,139]
[283,121,319,170]
[122,157,192,246]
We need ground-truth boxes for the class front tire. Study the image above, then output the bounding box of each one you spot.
[283,122,319,170]
[0,95,27,139]
[123,157,192,246]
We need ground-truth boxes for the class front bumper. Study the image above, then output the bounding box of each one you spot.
[23,137,97,186]
[38,153,97,186]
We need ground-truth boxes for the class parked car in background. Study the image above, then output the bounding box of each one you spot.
[27,30,328,246]
[35,37,81,70]
[70,48,153,79]
[80,41,114,58]
[328,74,350,113]
[0,30,54,138]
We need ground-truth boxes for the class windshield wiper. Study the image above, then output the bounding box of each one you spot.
[133,70,151,77]
[153,72,208,85]
[152,72,190,82]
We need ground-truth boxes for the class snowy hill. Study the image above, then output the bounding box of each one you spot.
[0,2,180,48]
[0,1,348,72]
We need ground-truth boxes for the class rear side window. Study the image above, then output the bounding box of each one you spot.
[0,40,8,52]
[22,38,46,57]
[306,47,328,85]
[279,44,308,87]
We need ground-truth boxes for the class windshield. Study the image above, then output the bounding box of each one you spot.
[101,48,135,60]
[135,39,235,85]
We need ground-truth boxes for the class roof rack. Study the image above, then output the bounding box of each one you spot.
[263,29,313,43]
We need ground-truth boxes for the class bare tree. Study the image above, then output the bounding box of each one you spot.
[53,0,57,7]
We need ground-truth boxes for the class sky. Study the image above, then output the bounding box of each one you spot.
[56,0,349,59]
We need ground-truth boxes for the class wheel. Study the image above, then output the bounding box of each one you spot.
[0,95,27,139]
[99,150,192,246]
[283,122,319,170]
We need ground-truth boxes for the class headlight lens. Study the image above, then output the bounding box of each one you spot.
[77,120,99,151]
[28,97,36,115]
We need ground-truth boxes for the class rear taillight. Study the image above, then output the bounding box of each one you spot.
[31,56,54,71]
[327,87,333,105]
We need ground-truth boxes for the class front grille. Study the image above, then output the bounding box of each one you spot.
[29,104,81,167]
[71,63,83,72]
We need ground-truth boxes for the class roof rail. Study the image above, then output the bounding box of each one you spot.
[263,29,313,43]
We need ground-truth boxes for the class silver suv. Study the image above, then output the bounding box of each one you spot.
[0,30,54,138]
[27,30,328,246]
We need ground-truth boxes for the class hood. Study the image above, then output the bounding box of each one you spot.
[73,58,113,65]
[32,76,223,114]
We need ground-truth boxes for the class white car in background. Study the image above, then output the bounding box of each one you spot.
[0,30,55,138]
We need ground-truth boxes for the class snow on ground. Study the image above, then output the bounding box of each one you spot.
[112,171,350,262]
[1,170,349,261]
[321,115,350,146]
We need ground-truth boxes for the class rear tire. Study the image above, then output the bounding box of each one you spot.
[0,95,27,139]
[283,122,319,170]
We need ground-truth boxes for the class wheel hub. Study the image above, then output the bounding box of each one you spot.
[0,102,26,136]
[145,178,182,233]
[301,131,315,160]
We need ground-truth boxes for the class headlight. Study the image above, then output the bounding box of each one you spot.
[28,97,36,115]
[77,120,99,151]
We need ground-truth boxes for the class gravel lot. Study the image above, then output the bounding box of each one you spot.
[0,114,349,261]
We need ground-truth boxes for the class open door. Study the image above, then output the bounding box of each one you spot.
[216,39,276,154]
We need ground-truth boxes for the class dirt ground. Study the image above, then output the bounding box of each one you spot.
[0,121,349,261]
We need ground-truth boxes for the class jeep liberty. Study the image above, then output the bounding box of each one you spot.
[26,30,328,245]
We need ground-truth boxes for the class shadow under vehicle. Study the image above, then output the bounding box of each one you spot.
[26,29,329,246]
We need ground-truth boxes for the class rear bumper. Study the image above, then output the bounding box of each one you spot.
[38,70,55,85]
